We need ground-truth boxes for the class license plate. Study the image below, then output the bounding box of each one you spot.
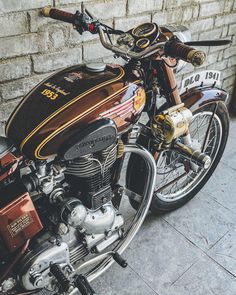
[180,70,221,94]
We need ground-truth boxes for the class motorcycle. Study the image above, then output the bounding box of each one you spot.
[0,5,231,295]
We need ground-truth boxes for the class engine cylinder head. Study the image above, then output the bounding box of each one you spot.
[65,143,117,178]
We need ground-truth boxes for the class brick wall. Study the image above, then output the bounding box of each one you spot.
[0,0,235,135]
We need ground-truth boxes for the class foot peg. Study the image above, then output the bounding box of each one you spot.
[113,252,128,268]
[50,264,98,295]
[74,275,98,295]
[50,264,74,293]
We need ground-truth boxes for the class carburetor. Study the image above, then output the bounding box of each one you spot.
[151,103,193,148]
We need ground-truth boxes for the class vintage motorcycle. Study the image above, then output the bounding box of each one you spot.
[0,5,231,295]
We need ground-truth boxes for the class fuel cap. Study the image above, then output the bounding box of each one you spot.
[86,63,106,73]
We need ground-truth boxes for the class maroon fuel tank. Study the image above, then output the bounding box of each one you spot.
[6,64,146,160]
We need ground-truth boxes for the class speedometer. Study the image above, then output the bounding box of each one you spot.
[132,23,159,38]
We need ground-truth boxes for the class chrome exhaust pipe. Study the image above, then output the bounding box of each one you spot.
[79,144,157,282]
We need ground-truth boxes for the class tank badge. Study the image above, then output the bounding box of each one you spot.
[64,72,83,83]
[134,88,146,112]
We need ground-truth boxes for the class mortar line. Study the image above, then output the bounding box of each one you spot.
[162,218,236,280]
[128,265,161,295]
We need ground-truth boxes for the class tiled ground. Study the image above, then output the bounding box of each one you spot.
[92,118,236,295]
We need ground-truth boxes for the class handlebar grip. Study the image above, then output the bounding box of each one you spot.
[165,36,206,67]
[42,7,75,24]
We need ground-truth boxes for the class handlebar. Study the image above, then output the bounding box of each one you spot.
[97,26,165,60]
[42,7,75,23]
[165,36,206,66]
[41,7,206,65]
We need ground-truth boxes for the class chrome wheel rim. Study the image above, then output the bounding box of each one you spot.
[155,111,222,202]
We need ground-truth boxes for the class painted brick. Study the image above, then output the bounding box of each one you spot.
[0,34,39,59]
[189,18,214,33]
[223,75,235,88]
[115,15,151,32]
[28,10,58,33]
[224,46,236,59]
[224,0,234,13]
[182,6,193,22]
[213,59,228,71]
[0,12,28,38]
[83,42,112,61]
[44,24,68,49]
[199,1,225,17]
[222,66,236,79]
[199,28,222,40]
[215,13,236,27]
[222,25,229,37]
[55,0,90,4]
[86,0,127,20]
[228,55,236,67]
[0,122,5,136]
[228,23,236,35]
[0,0,52,13]
[32,48,82,73]
[0,99,22,122]
[206,51,219,65]
[152,11,168,25]
[0,57,32,82]
[128,0,163,15]
[0,74,49,101]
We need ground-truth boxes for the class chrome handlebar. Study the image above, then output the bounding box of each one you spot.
[97,26,165,59]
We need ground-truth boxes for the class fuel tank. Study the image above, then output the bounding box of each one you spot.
[6,64,145,160]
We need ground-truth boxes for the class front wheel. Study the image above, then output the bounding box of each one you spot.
[126,101,229,214]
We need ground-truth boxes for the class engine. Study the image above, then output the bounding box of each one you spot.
[0,138,125,292]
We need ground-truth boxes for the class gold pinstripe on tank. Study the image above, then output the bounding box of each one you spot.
[19,66,125,153]
[35,80,141,159]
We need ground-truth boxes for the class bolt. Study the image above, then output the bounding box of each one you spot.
[56,239,61,246]
[71,209,76,216]
[49,237,57,244]
[35,278,43,288]
[58,223,69,235]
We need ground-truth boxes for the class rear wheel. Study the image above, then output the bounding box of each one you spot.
[126,102,229,214]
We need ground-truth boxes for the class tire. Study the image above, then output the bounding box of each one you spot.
[126,102,229,214]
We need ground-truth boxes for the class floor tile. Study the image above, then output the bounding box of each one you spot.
[221,135,236,170]
[123,214,203,293]
[166,256,236,295]
[163,191,236,251]
[208,229,236,277]
[92,263,158,295]
[203,161,236,213]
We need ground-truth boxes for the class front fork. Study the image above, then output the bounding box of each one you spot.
[148,58,212,170]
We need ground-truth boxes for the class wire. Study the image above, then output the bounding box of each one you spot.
[163,59,179,68]
[104,25,112,44]
[160,54,179,68]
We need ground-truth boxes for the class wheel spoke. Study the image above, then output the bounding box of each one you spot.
[155,111,222,202]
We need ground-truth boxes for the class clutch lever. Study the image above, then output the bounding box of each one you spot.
[85,7,97,21]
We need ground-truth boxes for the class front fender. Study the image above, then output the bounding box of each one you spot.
[181,86,228,112]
